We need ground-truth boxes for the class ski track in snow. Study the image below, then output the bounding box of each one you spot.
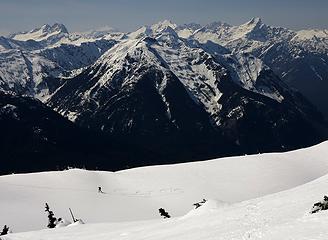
[1,182,184,197]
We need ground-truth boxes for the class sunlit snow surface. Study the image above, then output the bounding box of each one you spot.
[1,141,328,239]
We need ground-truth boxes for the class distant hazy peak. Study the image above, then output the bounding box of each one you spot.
[10,23,68,42]
[151,20,178,32]
[246,17,263,26]
[293,29,328,41]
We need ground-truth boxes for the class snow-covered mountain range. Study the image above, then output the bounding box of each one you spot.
[178,18,328,118]
[0,19,327,171]
[1,19,327,113]
[0,24,118,100]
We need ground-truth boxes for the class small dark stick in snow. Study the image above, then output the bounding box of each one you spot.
[69,208,76,223]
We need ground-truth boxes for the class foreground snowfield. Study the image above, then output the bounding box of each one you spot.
[5,171,328,240]
[1,141,328,239]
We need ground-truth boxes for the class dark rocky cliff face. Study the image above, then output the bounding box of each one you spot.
[0,92,159,175]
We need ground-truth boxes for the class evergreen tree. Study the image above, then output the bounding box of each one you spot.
[45,203,57,228]
[158,208,171,219]
[0,225,9,236]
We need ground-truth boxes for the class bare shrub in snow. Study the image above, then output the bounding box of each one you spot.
[159,208,171,219]
[310,196,328,214]
[193,199,207,209]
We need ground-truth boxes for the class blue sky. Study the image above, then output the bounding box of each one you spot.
[1,0,327,35]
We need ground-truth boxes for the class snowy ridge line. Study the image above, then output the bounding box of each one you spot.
[1,18,327,103]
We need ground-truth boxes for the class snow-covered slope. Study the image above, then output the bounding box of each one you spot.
[0,39,116,100]
[1,141,328,234]
[6,168,328,240]
[0,49,64,100]
[178,18,328,118]
[293,29,328,41]
[36,39,116,71]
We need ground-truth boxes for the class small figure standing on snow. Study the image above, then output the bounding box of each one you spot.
[98,186,104,194]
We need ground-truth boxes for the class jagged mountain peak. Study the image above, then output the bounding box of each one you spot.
[245,17,263,26]
[128,26,152,39]
[151,19,177,31]
[231,17,268,40]
[18,23,68,35]
[128,21,180,40]
[154,25,179,41]
[10,23,69,42]
[48,23,68,34]
[39,24,51,31]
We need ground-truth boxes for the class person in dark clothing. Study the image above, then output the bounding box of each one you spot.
[98,186,104,193]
